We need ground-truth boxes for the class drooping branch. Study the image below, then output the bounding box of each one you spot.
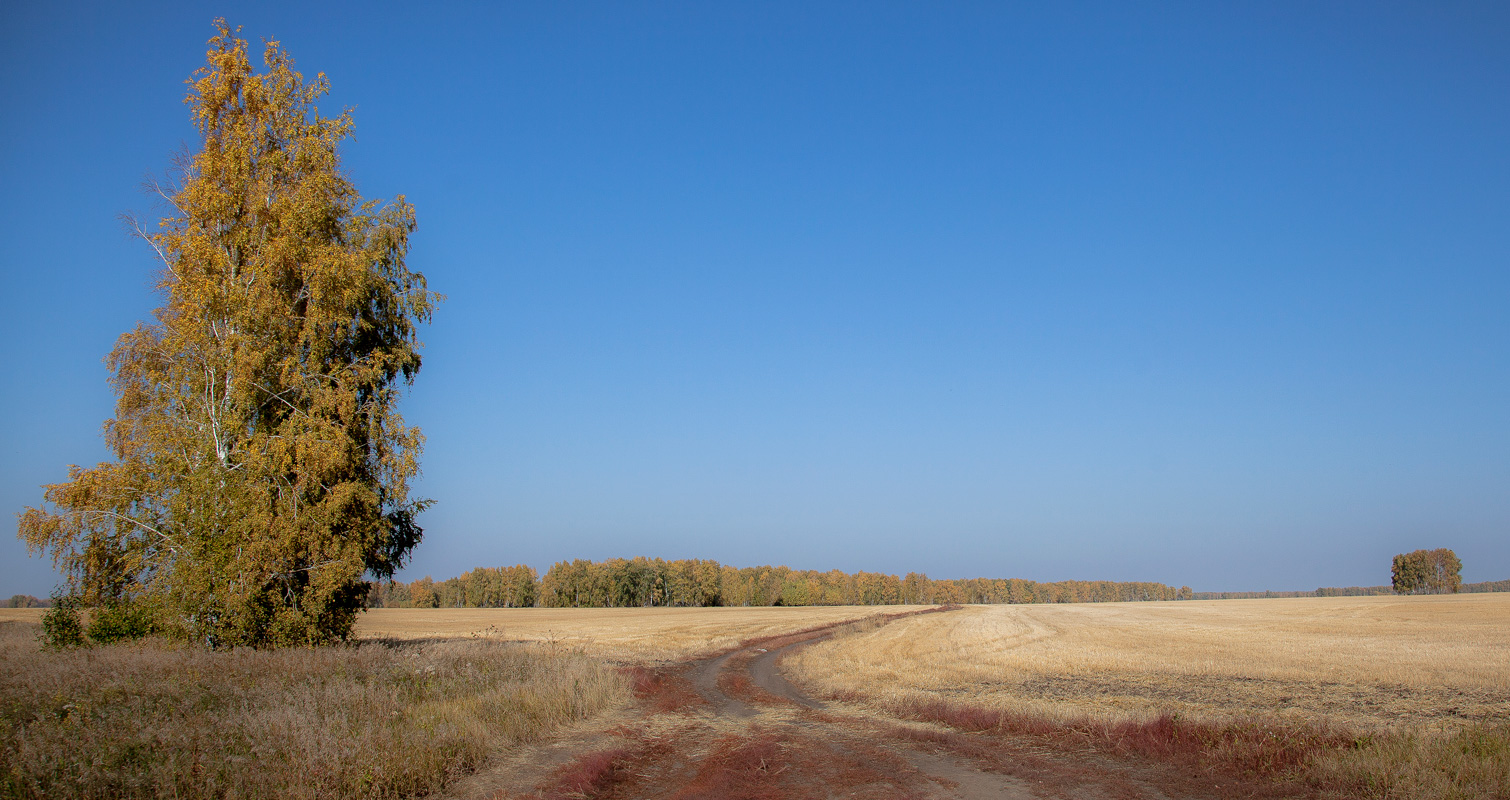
[64,509,184,556]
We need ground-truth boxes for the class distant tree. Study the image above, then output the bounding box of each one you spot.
[16,22,435,647]
[900,572,929,604]
[500,565,538,607]
[1391,548,1463,595]
[1315,585,1391,598]
[777,574,810,606]
[409,577,440,608]
[932,580,965,605]
[436,577,466,608]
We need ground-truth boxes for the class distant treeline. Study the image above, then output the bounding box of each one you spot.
[5,595,49,608]
[1192,586,1392,600]
[368,557,1194,609]
[1193,578,1510,601]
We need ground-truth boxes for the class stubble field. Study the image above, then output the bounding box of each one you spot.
[353,604,916,661]
[786,593,1510,731]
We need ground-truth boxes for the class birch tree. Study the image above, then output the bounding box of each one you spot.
[18,21,436,647]
[1392,548,1463,595]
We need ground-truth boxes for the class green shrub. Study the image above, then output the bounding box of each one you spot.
[86,600,157,644]
[38,594,84,650]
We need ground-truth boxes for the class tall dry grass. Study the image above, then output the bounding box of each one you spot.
[0,619,627,800]
[1313,722,1510,800]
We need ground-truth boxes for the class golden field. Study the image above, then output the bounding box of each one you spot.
[354,604,918,661]
[785,594,1510,798]
[787,593,1510,731]
[8,597,1509,799]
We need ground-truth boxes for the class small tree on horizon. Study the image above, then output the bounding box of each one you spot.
[17,21,436,647]
[1391,548,1462,595]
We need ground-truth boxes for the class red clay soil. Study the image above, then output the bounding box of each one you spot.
[508,608,1328,800]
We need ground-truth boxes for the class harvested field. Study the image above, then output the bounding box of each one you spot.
[10,597,1508,799]
[481,606,1330,799]
[355,605,917,661]
[786,594,1510,731]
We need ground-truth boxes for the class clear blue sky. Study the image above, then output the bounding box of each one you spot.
[3,1,1506,597]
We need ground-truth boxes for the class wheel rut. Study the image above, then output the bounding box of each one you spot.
[680,613,1044,799]
[499,607,1313,800]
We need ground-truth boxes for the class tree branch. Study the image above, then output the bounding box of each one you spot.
[66,509,183,555]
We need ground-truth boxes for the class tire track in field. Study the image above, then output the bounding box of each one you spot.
[687,612,1040,799]
[508,607,1315,800]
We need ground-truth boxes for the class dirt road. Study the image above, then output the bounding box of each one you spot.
[484,609,1314,799]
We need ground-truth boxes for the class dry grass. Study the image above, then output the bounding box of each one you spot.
[1,604,893,799]
[1312,722,1510,800]
[0,618,627,800]
[355,605,917,662]
[787,594,1510,798]
[788,594,1510,730]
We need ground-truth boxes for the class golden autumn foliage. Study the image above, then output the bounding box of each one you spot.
[17,21,436,647]
[1391,548,1463,595]
[371,557,1188,609]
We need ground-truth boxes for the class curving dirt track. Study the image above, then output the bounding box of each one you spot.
[487,608,1315,800]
